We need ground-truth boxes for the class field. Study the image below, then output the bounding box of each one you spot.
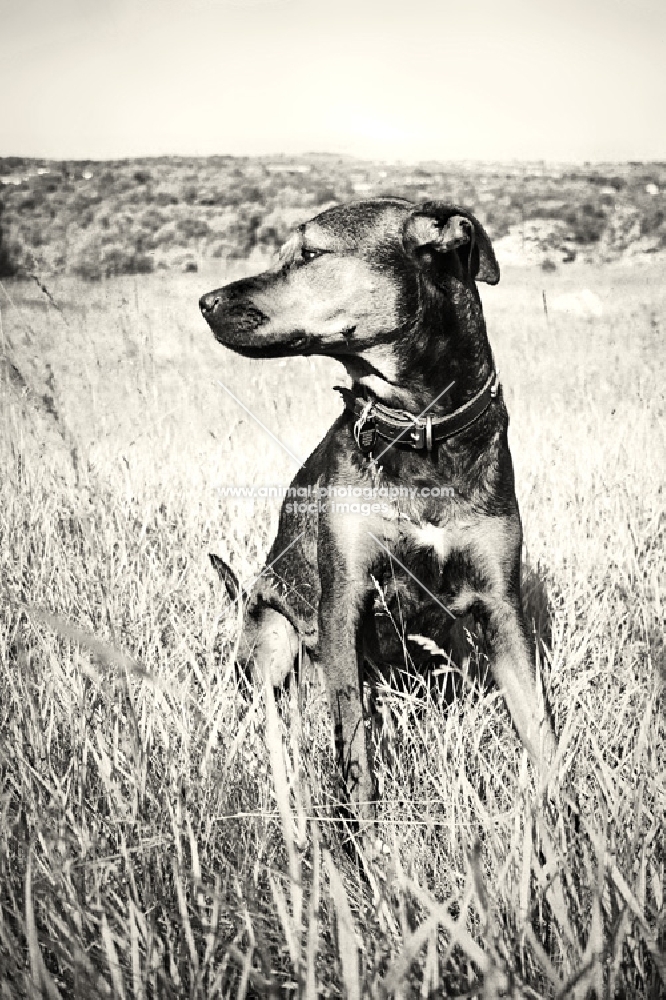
[0,246,665,997]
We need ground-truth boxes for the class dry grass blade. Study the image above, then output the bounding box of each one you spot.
[324,850,360,1000]
[236,943,253,1000]
[534,817,576,951]
[649,861,663,913]
[611,861,648,924]
[422,923,438,998]
[172,856,199,974]
[213,699,259,783]
[101,912,127,1000]
[610,863,666,982]
[609,908,631,998]
[264,675,294,856]
[264,671,302,964]
[270,874,301,971]
[288,677,306,933]
[203,874,221,973]
[24,847,63,1000]
[305,824,320,1000]
[469,841,489,922]
[24,848,41,1000]
[523,925,563,991]
[186,813,202,883]
[588,891,604,999]
[519,812,533,927]
[586,832,606,999]
[129,900,143,1000]
[234,908,258,1000]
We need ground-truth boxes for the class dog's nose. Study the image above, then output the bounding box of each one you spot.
[199,291,222,317]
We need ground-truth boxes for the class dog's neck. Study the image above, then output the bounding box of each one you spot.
[343,279,495,416]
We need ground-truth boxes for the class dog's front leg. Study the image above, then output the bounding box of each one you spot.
[317,517,375,820]
[486,598,557,770]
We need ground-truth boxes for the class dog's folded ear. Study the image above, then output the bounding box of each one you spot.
[403,203,500,285]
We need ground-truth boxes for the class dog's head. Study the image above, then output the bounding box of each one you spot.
[199,199,499,371]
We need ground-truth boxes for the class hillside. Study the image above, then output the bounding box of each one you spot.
[1,155,665,279]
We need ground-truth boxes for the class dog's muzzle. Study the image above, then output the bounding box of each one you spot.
[199,291,270,342]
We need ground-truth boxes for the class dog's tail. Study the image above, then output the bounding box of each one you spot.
[209,553,246,602]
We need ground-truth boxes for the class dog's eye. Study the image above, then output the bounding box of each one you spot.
[301,247,325,263]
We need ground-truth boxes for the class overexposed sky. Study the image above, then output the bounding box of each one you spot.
[1,0,664,162]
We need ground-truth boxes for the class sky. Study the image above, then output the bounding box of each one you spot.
[1,0,664,163]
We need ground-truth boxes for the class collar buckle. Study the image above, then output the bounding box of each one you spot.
[410,416,434,451]
[410,423,425,449]
[354,400,377,455]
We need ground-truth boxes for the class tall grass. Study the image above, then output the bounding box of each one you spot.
[0,258,664,997]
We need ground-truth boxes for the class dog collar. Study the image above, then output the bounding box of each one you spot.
[337,369,500,455]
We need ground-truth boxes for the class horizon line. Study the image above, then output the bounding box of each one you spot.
[1,150,665,168]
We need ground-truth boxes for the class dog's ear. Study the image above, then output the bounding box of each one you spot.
[403,204,500,285]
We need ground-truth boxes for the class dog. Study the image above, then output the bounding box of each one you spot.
[200,198,556,816]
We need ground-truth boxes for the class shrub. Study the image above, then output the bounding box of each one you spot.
[72,192,103,213]
[152,221,179,247]
[154,190,179,206]
[0,201,18,277]
[565,201,607,244]
[312,185,337,205]
[140,208,167,231]
[176,217,210,239]
[101,243,153,277]
[211,240,229,258]
[69,232,155,280]
[171,250,198,272]
[70,249,102,280]
[640,207,664,236]
[27,224,47,248]
[197,187,226,206]
[483,209,511,240]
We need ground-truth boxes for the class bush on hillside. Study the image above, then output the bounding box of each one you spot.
[70,231,155,280]
[101,243,154,277]
[0,201,18,277]
[565,201,607,244]
[640,206,664,236]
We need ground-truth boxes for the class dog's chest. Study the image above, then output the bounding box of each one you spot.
[404,519,464,564]
[380,512,514,602]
